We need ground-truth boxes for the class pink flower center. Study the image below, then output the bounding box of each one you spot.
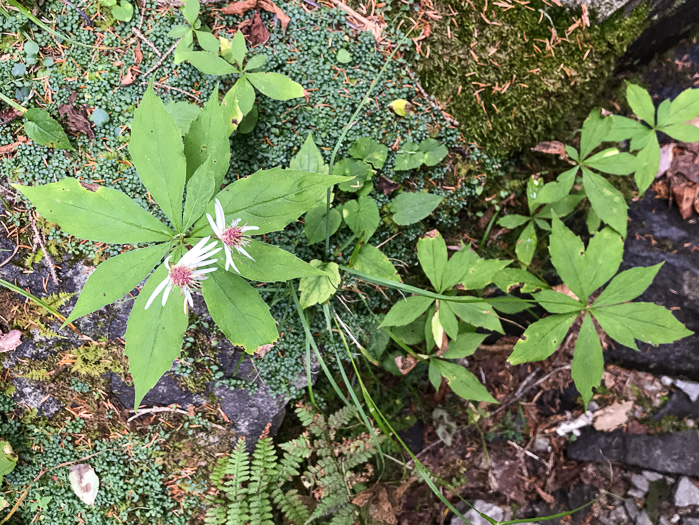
[221,227,247,248]
[169,266,194,288]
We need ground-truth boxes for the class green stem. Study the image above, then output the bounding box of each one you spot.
[0,92,26,114]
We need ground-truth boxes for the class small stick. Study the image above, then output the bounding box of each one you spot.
[29,213,58,285]
[406,69,460,127]
[132,27,163,57]
[128,406,227,430]
[142,81,200,101]
[142,39,180,78]
[327,0,375,29]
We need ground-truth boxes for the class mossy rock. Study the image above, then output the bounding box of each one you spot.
[417,0,648,155]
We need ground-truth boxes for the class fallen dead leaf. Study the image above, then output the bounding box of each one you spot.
[254,343,274,358]
[592,400,634,431]
[220,0,290,32]
[0,108,22,126]
[657,144,674,178]
[552,283,579,302]
[134,40,143,66]
[58,92,95,139]
[671,182,699,219]
[121,65,139,86]
[532,140,567,157]
[377,176,400,195]
[0,331,22,353]
[68,464,99,506]
[238,10,269,47]
[395,355,417,375]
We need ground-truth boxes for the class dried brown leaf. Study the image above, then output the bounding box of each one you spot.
[58,92,95,139]
[0,331,22,353]
[532,140,567,157]
[395,355,417,375]
[592,400,634,431]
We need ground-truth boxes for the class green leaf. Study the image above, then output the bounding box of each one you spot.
[304,205,341,245]
[655,99,672,128]
[394,142,424,171]
[342,196,380,241]
[441,244,478,291]
[493,268,549,294]
[606,115,651,144]
[571,313,604,407]
[538,193,585,220]
[237,104,258,134]
[64,243,169,326]
[336,48,352,64]
[633,137,660,194]
[130,83,187,230]
[437,301,459,340]
[185,51,238,75]
[582,226,624,298]
[549,216,587,301]
[165,101,201,135]
[182,156,216,230]
[428,360,442,390]
[498,214,530,229]
[661,123,699,143]
[298,260,340,308]
[666,87,699,125]
[124,263,188,408]
[580,108,612,159]
[351,245,400,282]
[195,30,219,54]
[593,263,662,307]
[13,178,174,243]
[244,53,267,71]
[432,359,496,403]
[246,72,304,100]
[24,109,73,150]
[0,442,17,478]
[532,290,584,314]
[508,313,577,365]
[515,221,537,266]
[591,302,692,351]
[442,332,487,359]
[626,82,656,125]
[394,318,427,344]
[526,175,545,214]
[536,167,578,204]
[417,230,448,292]
[349,137,388,169]
[231,240,325,282]
[389,192,444,226]
[228,30,247,67]
[183,87,230,189]
[290,134,328,174]
[460,258,511,291]
[203,270,278,352]
[446,299,503,333]
[586,206,601,233]
[221,85,244,135]
[229,78,256,115]
[582,168,628,237]
[174,32,193,64]
[380,296,434,327]
[419,138,448,166]
[110,0,133,21]
[334,158,372,192]
[168,24,190,38]
[584,148,637,175]
[182,0,200,25]
[193,169,349,236]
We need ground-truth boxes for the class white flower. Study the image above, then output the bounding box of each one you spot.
[145,236,222,313]
[206,199,259,273]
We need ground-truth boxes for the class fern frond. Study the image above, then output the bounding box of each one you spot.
[272,487,311,525]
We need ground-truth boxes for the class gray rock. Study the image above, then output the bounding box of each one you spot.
[109,373,207,409]
[636,510,654,525]
[631,473,651,494]
[644,470,665,482]
[11,377,62,418]
[566,429,699,476]
[608,505,629,524]
[652,391,699,422]
[682,518,699,525]
[451,500,507,525]
[626,500,640,521]
[674,477,699,507]
[533,435,550,453]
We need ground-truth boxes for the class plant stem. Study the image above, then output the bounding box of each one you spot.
[0,92,26,114]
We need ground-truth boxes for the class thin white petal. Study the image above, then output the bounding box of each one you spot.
[241,225,259,232]
[206,214,221,237]
[192,267,218,275]
[161,283,173,307]
[164,256,172,270]
[236,245,254,261]
[184,288,194,308]
[215,200,225,231]
[224,246,235,271]
[145,277,170,310]
[231,218,241,227]
[228,258,240,274]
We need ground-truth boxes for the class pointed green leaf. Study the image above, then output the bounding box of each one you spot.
[234,77,255,114]
[571,313,604,407]
[298,260,340,308]
[246,72,304,100]
[124,264,188,408]
[196,30,219,54]
[584,148,637,175]
[593,263,662,307]
[536,167,578,204]
[582,226,623,298]
[182,156,216,231]
[428,360,442,391]
[228,30,247,67]
[351,245,400,282]
[389,192,444,226]
[130,83,187,230]
[446,299,503,333]
[634,136,661,194]
[304,205,341,245]
[660,123,699,143]
[380,296,434,328]
[592,302,692,351]
[656,99,672,127]
[24,109,73,150]
[626,82,656,125]
[342,196,380,241]
[508,313,577,365]
[549,216,587,301]
[437,300,459,340]
[290,134,328,174]
[498,214,530,229]
[515,221,537,266]
[532,290,584,314]
[441,244,479,291]
[666,87,699,125]
[442,331,486,359]
[182,0,199,25]
[493,268,549,294]
[461,258,511,291]
[606,115,651,144]
[432,359,496,403]
[582,168,628,236]
[244,53,268,72]
[13,178,174,243]
[580,108,612,159]
[229,240,325,282]
[185,51,238,75]
[417,230,448,292]
[165,101,201,135]
[64,243,169,325]
[203,270,278,352]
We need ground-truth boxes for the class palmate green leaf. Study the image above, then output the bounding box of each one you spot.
[660,123,699,143]
[625,82,656,125]
[666,87,699,125]
[441,244,478,291]
[244,54,267,72]
[431,359,496,403]
[13,178,174,243]
[229,240,325,282]
[417,231,448,292]
[446,299,503,333]
[380,296,434,327]
[532,290,584,314]
[584,148,637,175]
[182,156,216,230]
[351,245,400,282]
[298,261,340,308]
[606,115,651,144]
[515,221,537,266]
[195,30,219,54]
[185,51,238,75]
[508,313,578,365]
[536,167,578,204]
[183,86,230,187]
[390,192,444,226]
[64,243,169,326]
[349,137,388,169]
[498,214,530,229]
[290,134,328,174]
[304,205,341,245]
[633,137,660,194]
[579,108,612,159]
[582,168,628,237]
[342,196,380,241]
[182,0,199,25]
[192,169,350,236]
[571,313,604,407]
[460,258,511,291]
[203,270,278,353]
[437,301,459,340]
[246,72,304,100]
[227,30,247,67]
[24,109,73,150]
[124,263,188,408]
[582,226,623,298]
[493,268,549,294]
[591,302,693,351]
[130,83,187,230]
[442,332,487,359]
[593,263,662,307]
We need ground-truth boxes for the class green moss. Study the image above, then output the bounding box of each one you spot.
[417,0,648,155]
